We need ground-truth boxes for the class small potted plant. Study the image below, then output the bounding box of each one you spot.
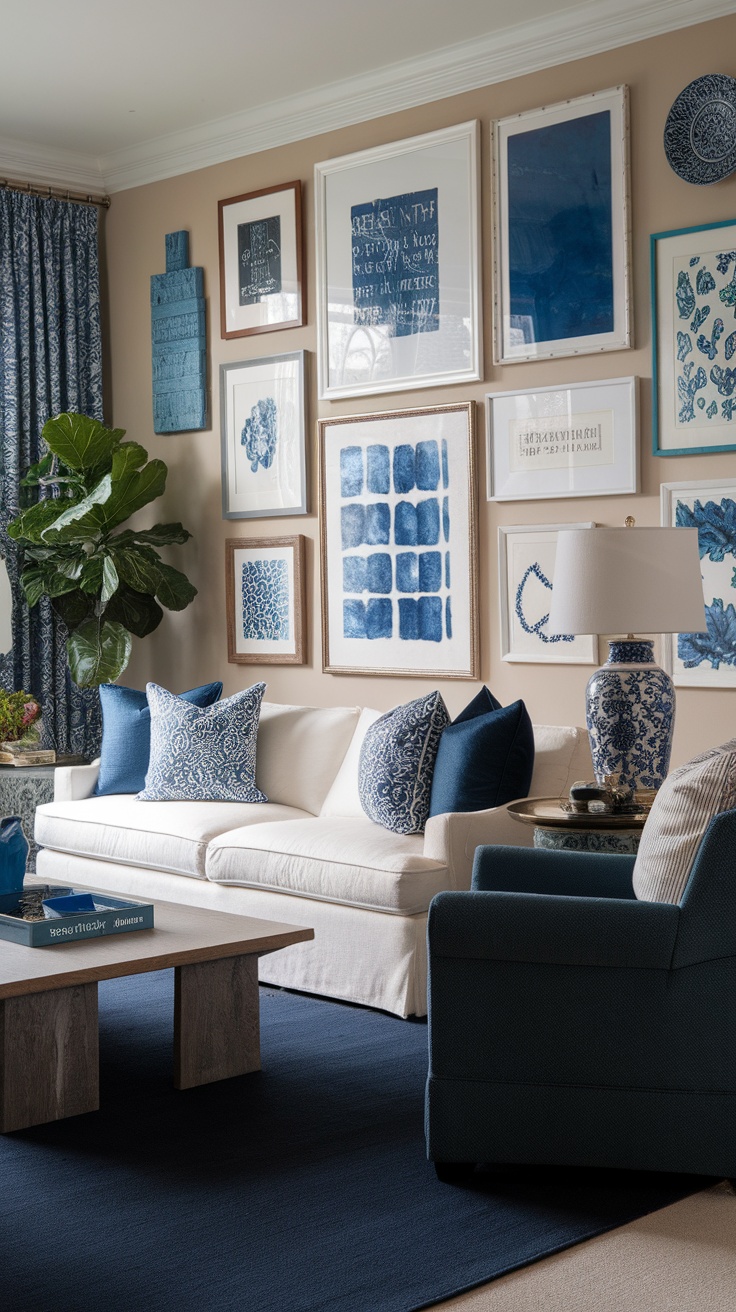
[0,690,42,756]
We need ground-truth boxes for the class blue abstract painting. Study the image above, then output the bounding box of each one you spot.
[241,559,290,641]
[507,111,613,346]
[238,215,282,305]
[351,189,439,337]
[241,396,278,472]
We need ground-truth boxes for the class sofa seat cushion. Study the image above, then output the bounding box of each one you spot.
[206,816,449,914]
[35,797,311,880]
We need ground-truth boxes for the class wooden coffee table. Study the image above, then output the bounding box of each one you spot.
[0,893,313,1132]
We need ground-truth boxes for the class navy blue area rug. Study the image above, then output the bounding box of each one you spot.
[1,973,710,1312]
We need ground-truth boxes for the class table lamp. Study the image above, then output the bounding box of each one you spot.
[547,521,707,792]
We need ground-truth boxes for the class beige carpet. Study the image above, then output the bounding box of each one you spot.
[436,1184,736,1311]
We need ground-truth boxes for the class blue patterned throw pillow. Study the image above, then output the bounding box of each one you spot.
[358,692,450,834]
[139,682,267,803]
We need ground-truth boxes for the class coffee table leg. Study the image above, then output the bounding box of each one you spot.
[0,984,99,1133]
[173,954,260,1090]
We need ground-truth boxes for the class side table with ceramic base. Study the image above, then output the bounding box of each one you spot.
[0,757,85,872]
[507,798,648,855]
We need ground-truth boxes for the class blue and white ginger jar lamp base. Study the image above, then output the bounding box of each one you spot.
[586,640,675,791]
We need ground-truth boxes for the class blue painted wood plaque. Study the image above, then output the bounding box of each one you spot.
[151,230,207,433]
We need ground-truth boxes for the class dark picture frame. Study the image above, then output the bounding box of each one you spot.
[218,180,304,339]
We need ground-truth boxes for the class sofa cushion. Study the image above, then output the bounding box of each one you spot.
[359,692,450,834]
[140,682,267,803]
[206,816,449,914]
[429,686,535,817]
[319,708,382,817]
[256,702,360,814]
[633,740,736,903]
[94,680,223,797]
[35,796,311,880]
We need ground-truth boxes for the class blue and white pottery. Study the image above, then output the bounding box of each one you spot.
[664,74,736,186]
[586,640,675,791]
[0,815,28,913]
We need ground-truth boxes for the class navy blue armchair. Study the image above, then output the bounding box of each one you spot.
[425,810,736,1183]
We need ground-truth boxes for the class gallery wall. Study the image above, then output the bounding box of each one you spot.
[104,11,736,766]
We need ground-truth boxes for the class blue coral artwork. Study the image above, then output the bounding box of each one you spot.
[500,526,597,664]
[242,397,278,472]
[662,480,736,687]
[228,537,304,664]
[321,407,477,677]
[220,353,307,519]
[241,559,290,642]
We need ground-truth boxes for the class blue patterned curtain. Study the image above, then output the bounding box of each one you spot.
[0,190,103,757]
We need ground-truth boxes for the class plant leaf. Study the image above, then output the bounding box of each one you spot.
[105,584,163,638]
[40,474,112,541]
[7,498,70,543]
[71,460,168,537]
[100,556,120,609]
[111,442,148,479]
[111,522,192,548]
[42,413,126,471]
[20,453,55,487]
[55,555,86,581]
[67,618,132,687]
[20,567,48,608]
[50,589,95,630]
[79,555,105,594]
[111,545,161,595]
[155,562,198,611]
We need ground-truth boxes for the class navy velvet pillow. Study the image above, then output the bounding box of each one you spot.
[428,686,534,817]
[95,680,223,796]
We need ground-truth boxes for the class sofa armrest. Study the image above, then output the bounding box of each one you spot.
[472,844,637,900]
[428,889,680,971]
[423,798,536,891]
[53,758,100,802]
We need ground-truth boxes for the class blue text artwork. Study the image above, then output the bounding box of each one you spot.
[338,439,452,643]
[241,397,278,472]
[674,242,736,427]
[351,188,439,338]
[241,559,290,642]
[507,110,613,345]
[516,561,574,644]
[237,215,282,305]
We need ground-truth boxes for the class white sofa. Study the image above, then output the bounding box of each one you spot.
[34,700,593,1017]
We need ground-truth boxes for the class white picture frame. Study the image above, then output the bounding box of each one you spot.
[661,479,736,687]
[498,523,598,664]
[487,376,638,502]
[493,86,631,365]
[315,121,482,400]
[220,351,307,519]
[319,402,478,678]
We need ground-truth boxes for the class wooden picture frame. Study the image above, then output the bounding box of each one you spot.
[226,535,306,665]
[218,180,304,339]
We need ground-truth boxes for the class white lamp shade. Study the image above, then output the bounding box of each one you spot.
[548,527,707,636]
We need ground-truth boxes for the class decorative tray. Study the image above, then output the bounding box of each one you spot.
[507,799,649,830]
[0,885,154,947]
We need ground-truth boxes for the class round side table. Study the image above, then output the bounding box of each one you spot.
[0,756,86,872]
[507,798,649,854]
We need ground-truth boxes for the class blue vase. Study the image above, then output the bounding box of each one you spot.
[0,815,29,913]
[585,640,675,791]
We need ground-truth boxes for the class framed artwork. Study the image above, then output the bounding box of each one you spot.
[493,86,631,364]
[487,376,638,502]
[226,535,306,665]
[652,219,736,456]
[218,180,304,338]
[319,403,478,678]
[314,121,482,400]
[220,351,307,519]
[498,523,598,664]
[661,480,736,687]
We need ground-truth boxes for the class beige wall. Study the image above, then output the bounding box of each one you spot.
[104,12,736,766]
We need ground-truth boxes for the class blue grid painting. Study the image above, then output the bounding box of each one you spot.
[241,559,290,642]
[339,439,451,642]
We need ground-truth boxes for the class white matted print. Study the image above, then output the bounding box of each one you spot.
[220,352,307,519]
[319,403,478,678]
[315,121,482,400]
[226,536,305,665]
[499,524,598,664]
[661,480,736,687]
[218,181,303,338]
[487,377,637,501]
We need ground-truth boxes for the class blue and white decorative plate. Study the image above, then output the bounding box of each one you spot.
[664,74,736,185]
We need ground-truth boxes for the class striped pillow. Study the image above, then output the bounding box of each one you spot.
[633,740,736,903]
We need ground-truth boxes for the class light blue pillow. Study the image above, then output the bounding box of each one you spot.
[95,681,223,796]
[139,682,267,803]
[358,691,450,834]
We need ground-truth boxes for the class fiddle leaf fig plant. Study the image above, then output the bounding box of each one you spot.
[8,412,197,687]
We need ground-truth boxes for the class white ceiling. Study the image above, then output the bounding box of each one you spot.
[0,0,731,192]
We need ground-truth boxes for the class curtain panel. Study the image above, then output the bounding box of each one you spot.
[0,190,103,756]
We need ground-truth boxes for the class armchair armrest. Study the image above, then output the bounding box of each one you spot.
[428,889,679,970]
[53,758,100,802]
[472,844,637,900]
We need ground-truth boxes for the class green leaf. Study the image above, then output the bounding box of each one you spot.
[55,555,86,581]
[20,567,48,608]
[100,555,120,609]
[45,570,84,599]
[112,545,161,595]
[40,473,112,541]
[155,562,198,611]
[105,584,163,638]
[42,413,126,472]
[79,555,105,594]
[7,498,70,543]
[111,522,192,548]
[68,459,168,538]
[20,453,54,487]
[111,442,148,479]
[67,618,132,687]
[51,590,95,630]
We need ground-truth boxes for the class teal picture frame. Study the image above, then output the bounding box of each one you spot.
[652,217,736,456]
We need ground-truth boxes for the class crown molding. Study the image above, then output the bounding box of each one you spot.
[0,0,733,196]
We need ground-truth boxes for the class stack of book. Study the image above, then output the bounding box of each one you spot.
[0,742,56,766]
